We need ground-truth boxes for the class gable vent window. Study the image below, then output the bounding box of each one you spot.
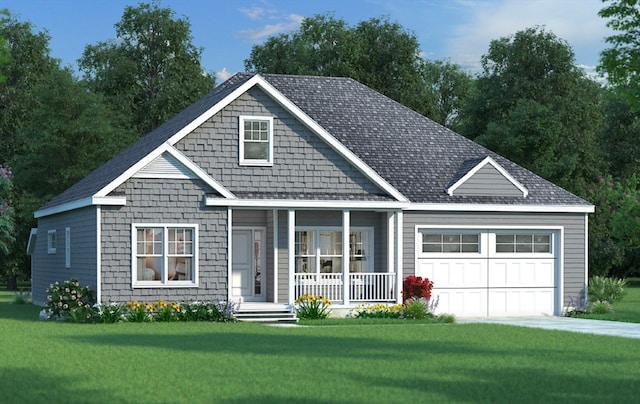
[239,116,273,166]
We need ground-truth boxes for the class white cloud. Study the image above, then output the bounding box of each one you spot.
[239,7,268,20]
[445,0,612,73]
[216,67,232,82]
[236,13,304,42]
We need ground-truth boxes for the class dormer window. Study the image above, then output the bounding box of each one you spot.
[239,116,273,166]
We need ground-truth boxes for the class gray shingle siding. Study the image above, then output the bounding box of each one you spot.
[177,87,387,198]
[101,178,228,302]
[31,207,98,305]
[402,211,587,308]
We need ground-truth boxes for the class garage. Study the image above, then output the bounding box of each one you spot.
[416,229,559,317]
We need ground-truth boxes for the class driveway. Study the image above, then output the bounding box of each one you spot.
[458,316,640,339]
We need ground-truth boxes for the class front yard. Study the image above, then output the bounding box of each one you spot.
[1,288,639,403]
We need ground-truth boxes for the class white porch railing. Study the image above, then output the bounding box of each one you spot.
[294,272,396,303]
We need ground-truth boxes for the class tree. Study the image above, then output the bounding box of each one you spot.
[245,14,433,118]
[598,0,640,110]
[458,27,606,196]
[0,164,13,256]
[79,1,216,136]
[600,92,640,179]
[420,59,474,127]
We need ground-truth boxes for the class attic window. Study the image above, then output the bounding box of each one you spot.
[239,116,273,166]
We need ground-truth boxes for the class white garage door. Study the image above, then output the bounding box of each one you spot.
[416,230,558,317]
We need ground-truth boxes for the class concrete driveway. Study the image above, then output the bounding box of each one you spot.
[458,316,640,339]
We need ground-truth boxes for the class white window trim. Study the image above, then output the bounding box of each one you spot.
[417,230,484,258]
[239,115,274,166]
[131,223,199,288]
[294,226,375,273]
[47,230,57,254]
[65,227,71,268]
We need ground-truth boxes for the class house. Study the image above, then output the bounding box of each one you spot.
[27,73,594,317]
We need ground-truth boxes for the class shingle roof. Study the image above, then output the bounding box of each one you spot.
[39,72,590,211]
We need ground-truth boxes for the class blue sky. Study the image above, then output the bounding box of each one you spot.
[5,0,612,82]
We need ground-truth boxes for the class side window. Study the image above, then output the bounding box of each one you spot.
[47,230,57,254]
[65,227,71,268]
[239,116,273,166]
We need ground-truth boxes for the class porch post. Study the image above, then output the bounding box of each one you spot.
[342,210,350,305]
[387,211,395,276]
[273,209,278,303]
[288,209,295,305]
[395,210,403,304]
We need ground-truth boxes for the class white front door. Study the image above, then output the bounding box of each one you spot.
[232,229,265,302]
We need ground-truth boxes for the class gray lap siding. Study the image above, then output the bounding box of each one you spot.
[101,178,228,303]
[402,211,588,308]
[31,206,98,306]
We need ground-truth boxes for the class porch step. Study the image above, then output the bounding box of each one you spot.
[236,304,298,323]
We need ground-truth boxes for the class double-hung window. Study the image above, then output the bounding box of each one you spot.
[133,224,198,287]
[295,228,373,274]
[47,230,57,254]
[239,116,273,165]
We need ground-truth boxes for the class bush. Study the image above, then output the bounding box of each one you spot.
[353,303,403,319]
[295,294,331,320]
[589,276,627,304]
[402,275,434,301]
[401,297,434,319]
[44,279,96,322]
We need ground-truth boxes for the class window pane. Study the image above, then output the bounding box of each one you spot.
[461,243,479,253]
[496,244,514,253]
[443,243,461,253]
[320,258,341,273]
[422,234,441,243]
[444,234,460,244]
[423,244,442,253]
[244,142,267,160]
[516,234,532,243]
[296,257,315,273]
[534,244,550,253]
[496,235,513,244]
[320,231,341,255]
[516,243,533,253]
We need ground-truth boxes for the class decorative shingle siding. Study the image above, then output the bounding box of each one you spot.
[177,87,389,199]
[452,164,524,197]
[31,207,97,305]
[402,212,587,308]
[101,178,228,302]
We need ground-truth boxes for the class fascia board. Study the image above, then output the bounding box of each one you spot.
[206,197,407,210]
[405,203,594,214]
[34,196,126,219]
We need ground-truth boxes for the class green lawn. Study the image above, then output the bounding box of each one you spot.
[1,290,640,403]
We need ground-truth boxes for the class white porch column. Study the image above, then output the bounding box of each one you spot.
[387,211,395,276]
[273,209,279,303]
[395,210,403,304]
[342,210,350,305]
[288,209,296,304]
[227,208,233,301]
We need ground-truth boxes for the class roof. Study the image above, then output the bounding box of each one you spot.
[37,72,592,216]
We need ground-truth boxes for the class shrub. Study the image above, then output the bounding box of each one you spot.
[353,303,403,319]
[126,301,155,322]
[295,294,331,320]
[588,276,627,304]
[44,279,96,322]
[401,297,434,319]
[13,288,31,304]
[402,275,434,301]
[93,302,126,323]
[588,300,613,315]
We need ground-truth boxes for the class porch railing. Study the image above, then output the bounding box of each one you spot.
[294,272,396,303]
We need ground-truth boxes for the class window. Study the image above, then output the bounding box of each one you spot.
[496,233,551,253]
[133,224,197,286]
[47,230,57,254]
[239,116,273,165]
[421,232,480,253]
[295,228,372,274]
[65,227,71,268]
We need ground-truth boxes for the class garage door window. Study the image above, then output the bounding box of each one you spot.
[495,234,551,253]
[421,232,480,253]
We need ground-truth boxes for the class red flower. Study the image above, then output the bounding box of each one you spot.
[402,275,434,300]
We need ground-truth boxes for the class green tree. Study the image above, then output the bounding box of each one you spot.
[245,14,437,118]
[459,27,605,196]
[600,92,640,179]
[0,164,13,256]
[420,59,474,127]
[79,1,215,136]
[598,0,640,110]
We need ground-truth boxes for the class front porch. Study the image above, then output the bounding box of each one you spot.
[228,208,404,306]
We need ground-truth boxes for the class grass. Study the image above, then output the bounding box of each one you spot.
[1,289,640,403]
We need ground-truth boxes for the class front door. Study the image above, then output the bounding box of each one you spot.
[232,228,265,302]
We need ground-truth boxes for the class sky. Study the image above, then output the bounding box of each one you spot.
[4,0,613,82]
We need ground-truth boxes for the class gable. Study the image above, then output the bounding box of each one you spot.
[133,152,198,179]
[447,156,528,198]
[175,86,397,201]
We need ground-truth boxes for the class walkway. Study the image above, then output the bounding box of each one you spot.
[458,316,640,339]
